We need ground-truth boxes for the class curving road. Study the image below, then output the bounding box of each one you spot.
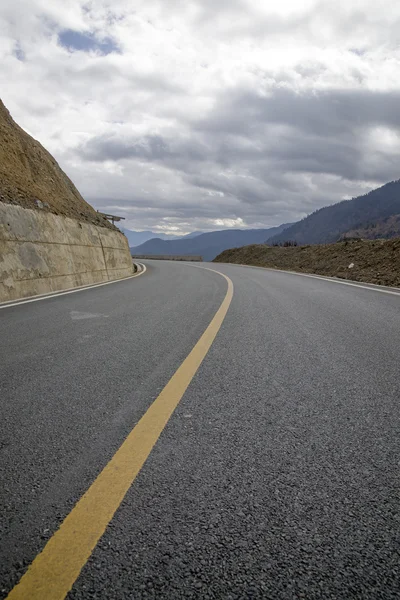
[1,260,400,599]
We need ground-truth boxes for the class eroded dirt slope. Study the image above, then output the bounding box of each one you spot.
[0,99,113,229]
[214,239,400,287]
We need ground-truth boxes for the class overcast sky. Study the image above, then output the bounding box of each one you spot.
[2,1,400,234]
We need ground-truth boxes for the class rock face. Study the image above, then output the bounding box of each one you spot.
[0,100,134,301]
[0,99,112,229]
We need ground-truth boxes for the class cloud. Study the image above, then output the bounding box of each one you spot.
[1,0,400,233]
[80,133,172,161]
[196,87,400,137]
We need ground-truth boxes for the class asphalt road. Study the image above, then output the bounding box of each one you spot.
[1,260,400,599]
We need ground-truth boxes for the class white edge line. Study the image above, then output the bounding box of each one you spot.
[223,262,400,297]
[0,263,147,310]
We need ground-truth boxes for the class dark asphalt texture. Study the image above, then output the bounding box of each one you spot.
[1,261,400,599]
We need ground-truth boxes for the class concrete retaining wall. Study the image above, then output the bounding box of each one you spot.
[0,202,134,302]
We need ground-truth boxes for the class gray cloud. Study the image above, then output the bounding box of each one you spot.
[78,86,400,202]
[195,87,400,137]
[2,0,400,233]
[81,134,172,161]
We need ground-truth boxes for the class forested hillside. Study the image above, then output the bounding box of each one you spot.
[269,180,400,245]
[342,214,400,240]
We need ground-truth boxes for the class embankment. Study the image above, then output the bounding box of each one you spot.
[0,202,134,302]
[0,99,112,229]
[214,239,400,287]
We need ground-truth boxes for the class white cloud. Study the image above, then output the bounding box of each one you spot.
[1,0,400,233]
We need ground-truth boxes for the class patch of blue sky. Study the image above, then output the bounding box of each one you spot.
[13,42,25,61]
[58,30,119,55]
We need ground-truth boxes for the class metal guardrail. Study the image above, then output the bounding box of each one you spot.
[97,211,125,225]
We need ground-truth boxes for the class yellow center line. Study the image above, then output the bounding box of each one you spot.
[7,266,233,600]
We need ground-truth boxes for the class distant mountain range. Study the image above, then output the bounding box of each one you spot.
[131,224,293,261]
[122,228,202,247]
[130,179,400,260]
[269,180,400,245]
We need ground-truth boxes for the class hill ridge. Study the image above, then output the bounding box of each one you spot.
[131,224,293,261]
[269,179,400,245]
